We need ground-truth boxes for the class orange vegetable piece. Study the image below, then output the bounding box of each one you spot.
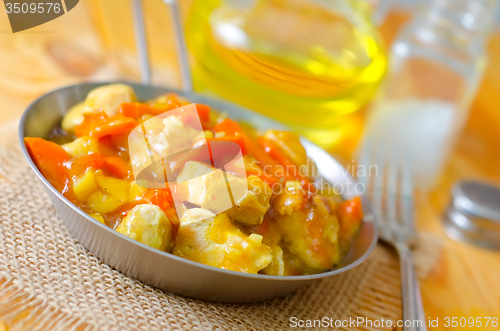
[161,93,184,109]
[119,101,210,123]
[75,111,139,139]
[206,135,247,154]
[258,137,316,193]
[89,114,138,139]
[142,188,174,211]
[67,154,105,177]
[97,136,121,156]
[24,137,71,192]
[195,104,211,123]
[338,196,364,239]
[213,119,281,187]
[119,103,167,118]
[213,118,243,136]
[103,156,132,179]
[74,111,107,137]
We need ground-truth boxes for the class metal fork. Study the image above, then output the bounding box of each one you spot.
[358,135,428,331]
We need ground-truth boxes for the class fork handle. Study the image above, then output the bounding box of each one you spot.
[396,243,428,331]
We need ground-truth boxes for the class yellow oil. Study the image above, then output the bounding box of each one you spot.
[186,0,387,149]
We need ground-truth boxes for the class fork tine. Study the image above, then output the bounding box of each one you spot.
[385,140,399,241]
[400,146,416,245]
[357,134,372,191]
[370,135,391,241]
[360,119,425,330]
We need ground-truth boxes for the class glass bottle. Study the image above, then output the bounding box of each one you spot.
[186,0,387,149]
[361,0,497,190]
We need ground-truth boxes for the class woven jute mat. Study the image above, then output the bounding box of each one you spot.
[0,120,440,331]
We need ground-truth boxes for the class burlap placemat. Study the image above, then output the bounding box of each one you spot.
[0,120,439,331]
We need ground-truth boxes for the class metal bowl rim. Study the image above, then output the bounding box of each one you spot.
[19,81,378,282]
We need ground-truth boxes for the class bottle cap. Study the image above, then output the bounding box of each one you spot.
[443,180,500,250]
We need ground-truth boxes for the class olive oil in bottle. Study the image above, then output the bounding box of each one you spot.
[186,0,387,149]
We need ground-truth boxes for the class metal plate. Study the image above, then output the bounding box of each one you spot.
[19,82,377,303]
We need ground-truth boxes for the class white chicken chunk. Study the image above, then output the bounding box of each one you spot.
[173,211,272,273]
[274,195,340,272]
[116,204,174,252]
[61,84,137,132]
[179,208,215,225]
[82,84,137,117]
[175,161,213,184]
[61,102,85,132]
[147,116,199,158]
[175,169,233,215]
[271,180,307,216]
[61,136,99,158]
[226,175,272,225]
[173,161,250,215]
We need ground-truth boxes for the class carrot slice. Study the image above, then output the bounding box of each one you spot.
[338,196,363,220]
[195,104,211,123]
[212,118,281,187]
[206,135,247,154]
[119,103,167,118]
[338,196,364,239]
[67,154,105,177]
[258,137,316,192]
[142,188,174,211]
[25,137,71,192]
[75,111,138,139]
[119,102,211,123]
[74,111,107,137]
[213,118,243,136]
[89,114,138,139]
[103,156,132,179]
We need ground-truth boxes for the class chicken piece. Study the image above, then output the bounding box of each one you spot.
[274,194,340,271]
[61,102,85,132]
[129,149,152,183]
[147,115,199,158]
[258,219,285,276]
[173,211,272,273]
[61,136,99,158]
[280,246,311,276]
[179,208,215,225]
[174,160,253,216]
[175,161,213,183]
[116,204,174,252]
[82,84,137,117]
[226,175,272,225]
[262,244,284,275]
[175,169,244,215]
[271,181,308,216]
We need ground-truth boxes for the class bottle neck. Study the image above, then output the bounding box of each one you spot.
[410,0,497,56]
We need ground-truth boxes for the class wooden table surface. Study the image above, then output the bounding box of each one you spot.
[0,3,499,330]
